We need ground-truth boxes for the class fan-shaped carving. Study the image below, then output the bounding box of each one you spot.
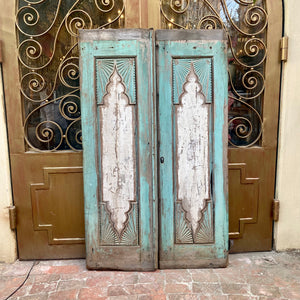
[100,203,138,246]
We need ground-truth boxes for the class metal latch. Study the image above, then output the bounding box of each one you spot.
[8,206,17,230]
[273,199,280,222]
[280,36,288,62]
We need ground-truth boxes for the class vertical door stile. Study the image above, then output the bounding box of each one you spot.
[151,31,159,269]
[156,30,228,268]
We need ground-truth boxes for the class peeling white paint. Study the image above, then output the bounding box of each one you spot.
[100,66,135,236]
[177,63,210,236]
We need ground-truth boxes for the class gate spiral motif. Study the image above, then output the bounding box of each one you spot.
[17,0,125,151]
[17,0,266,149]
[161,0,267,147]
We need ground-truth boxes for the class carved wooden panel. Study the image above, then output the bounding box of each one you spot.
[30,167,84,245]
[96,60,138,246]
[157,30,228,268]
[175,201,214,244]
[173,60,213,244]
[80,29,155,270]
[99,203,138,246]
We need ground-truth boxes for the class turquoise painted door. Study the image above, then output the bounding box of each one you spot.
[80,29,228,270]
[79,29,156,271]
[156,30,228,268]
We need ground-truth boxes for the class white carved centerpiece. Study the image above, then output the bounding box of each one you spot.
[100,65,135,237]
[176,63,210,238]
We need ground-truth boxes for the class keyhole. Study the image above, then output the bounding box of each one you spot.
[160,157,164,164]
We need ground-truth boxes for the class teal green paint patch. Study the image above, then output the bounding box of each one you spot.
[173,58,213,104]
[96,58,136,105]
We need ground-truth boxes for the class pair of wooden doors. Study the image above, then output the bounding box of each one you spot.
[79,29,228,270]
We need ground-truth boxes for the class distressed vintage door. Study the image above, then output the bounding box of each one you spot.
[157,30,228,268]
[80,29,228,269]
[79,29,156,270]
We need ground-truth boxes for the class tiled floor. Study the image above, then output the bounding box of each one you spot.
[1,252,300,300]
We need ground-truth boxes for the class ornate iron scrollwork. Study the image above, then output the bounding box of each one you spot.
[161,0,267,147]
[17,0,125,151]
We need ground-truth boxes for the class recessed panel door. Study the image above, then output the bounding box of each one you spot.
[157,30,228,268]
[80,29,156,270]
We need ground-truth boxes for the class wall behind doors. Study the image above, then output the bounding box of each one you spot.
[275,0,300,250]
[0,57,17,263]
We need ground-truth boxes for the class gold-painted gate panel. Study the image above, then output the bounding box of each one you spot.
[3,0,127,259]
[1,0,282,258]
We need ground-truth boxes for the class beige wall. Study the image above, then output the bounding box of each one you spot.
[274,0,300,250]
[0,65,17,262]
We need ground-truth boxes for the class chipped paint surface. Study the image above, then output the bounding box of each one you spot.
[80,29,227,270]
[176,63,210,237]
[100,66,135,236]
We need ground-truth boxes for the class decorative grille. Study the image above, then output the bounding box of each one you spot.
[161,0,267,147]
[17,0,125,151]
[17,0,266,150]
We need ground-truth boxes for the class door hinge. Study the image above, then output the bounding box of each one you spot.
[8,206,17,230]
[273,199,280,222]
[280,36,288,62]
